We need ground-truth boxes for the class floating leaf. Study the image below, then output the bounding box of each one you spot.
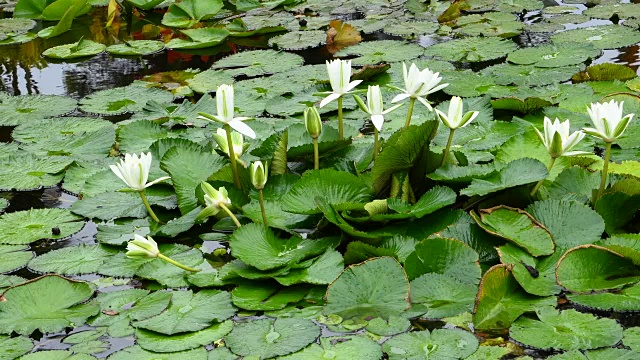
[42,39,106,59]
[424,37,517,62]
[509,308,623,350]
[211,50,304,77]
[508,43,600,68]
[460,158,548,196]
[161,0,223,28]
[382,328,479,360]
[165,28,230,50]
[404,237,481,284]
[0,275,98,335]
[483,64,580,87]
[573,63,637,82]
[0,94,77,126]
[135,247,204,287]
[472,206,555,257]
[279,335,382,360]
[324,257,410,320]
[551,25,640,50]
[106,40,165,56]
[136,320,233,353]
[556,244,640,293]
[383,21,439,37]
[0,335,33,359]
[108,346,207,360]
[0,18,35,37]
[28,244,115,275]
[473,264,556,330]
[497,243,562,296]
[80,84,173,115]
[335,40,424,65]
[231,283,311,311]
[410,273,477,319]
[0,245,33,274]
[268,30,326,50]
[225,318,320,358]
[0,208,84,245]
[567,282,640,312]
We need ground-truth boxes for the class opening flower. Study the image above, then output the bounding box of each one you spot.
[391,62,449,110]
[353,85,403,131]
[251,161,268,190]
[110,152,170,191]
[198,84,256,139]
[435,96,479,130]
[319,59,362,108]
[535,117,587,159]
[213,128,247,163]
[126,234,159,259]
[583,99,634,143]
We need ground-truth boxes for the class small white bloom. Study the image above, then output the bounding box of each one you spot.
[250,161,268,190]
[319,59,363,108]
[197,84,256,139]
[212,128,245,158]
[202,182,231,215]
[535,117,587,158]
[391,62,449,110]
[583,100,634,143]
[434,96,479,130]
[110,152,170,191]
[353,85,403,131]
[126,234,159,258]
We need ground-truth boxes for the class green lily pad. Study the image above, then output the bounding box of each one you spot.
[509,308,623,350]
[135,246,204,287]
[230,283,312,311]
[268,30,326,50]
[108,346,207,360]
[79,83,173,115]
[70,190,176,221]
[473,264,556,330]
[584,3,640,19]
[382,328,479,360]
[0,208,84,245]
[404,237,481,284]
[335,40,424,65]
[386,186,457,219]
[273,249,344,286]
[472,206,555,257]
[410,273,477,319]
[161,0,223,28]
[211,49,304,77]
[324,257,410,320]
[0,275,99,335]
[15,350,97,360]
[230,223,339,271]
[185,69,235,94]
[0,245,33,274]
[0,93,77,126]
[624,327,640,351]
[460,158,548,196]
[136,320,233,353]
[567,282,640,312]
[0,18,35,37]
[482,63,580,87]
[281,169,372,214]
[106,40,165,56]
[166,28,230,50]
[556,244,640,293]
[225,318,320,358]
[279,335,382,359]
[0,199,7,213]
[383,21,439,37]
[424,37,517,62]
[42,39,106,59]
[497,243,562,296]
[28,244,116,275]
[507,43,600,68]
[0,335,33,359]
[551,25,640,50]
[133,290,235,335]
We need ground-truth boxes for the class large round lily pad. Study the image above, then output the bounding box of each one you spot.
[382,328,479,360]
[268,30,326,50]
[211,49,304,77]
[404,237,481,284]
[567,282,640,312]
[42,39,106,59]
[0,275,99,335]
[507,43,601,68]
[225,318,321,358]
[106,40,165,56]
[0,93,77,126]
[0,245,33,274]
[0,208,84,245]
[279,335,382,359]
[551,25,640,50]
[509,308,623,351]
[324,257,410,320]
[423,37,517,62]
[0,18,36,37]
[335,40,424,65]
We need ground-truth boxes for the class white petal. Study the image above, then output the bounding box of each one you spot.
[344,80,363,93]
[229,119,256,139]
[371,114,384,131]
[392,93,411,103]
[320,93,341,108]
[416,96,433,111]
[145,176,171,188]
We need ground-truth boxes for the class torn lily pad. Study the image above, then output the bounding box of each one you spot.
[268,30,326,50]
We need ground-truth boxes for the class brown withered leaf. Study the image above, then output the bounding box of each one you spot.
[326,20,362,54]
[438,0,471,24]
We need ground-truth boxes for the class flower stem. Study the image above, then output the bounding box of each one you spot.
[596,141,613,202]
[224,124,242,190]
[219,202,241,228]
[258,189,268,227]
[530,157,556,197]
[157,253,201,272]
[337,96,344,140]
[139,190,161,223]
[373,128,379,161]
[313,138,320,170]
[440,128,456,167]
[404,97,416,129]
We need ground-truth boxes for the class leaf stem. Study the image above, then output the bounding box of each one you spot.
[338,96,344,140]
[258,189,268,227]
[313,138,320,170]
[139,190,161,223]
[224,124,242,190]
[157,253,201,272]
[596,141,613,202]
[373,127,379,161]
[530,157,556,197]
[404,97,416,129]
[219,202,241,228]
[440,128,456,167]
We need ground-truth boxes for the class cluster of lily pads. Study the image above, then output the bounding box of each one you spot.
[2,0,640,359]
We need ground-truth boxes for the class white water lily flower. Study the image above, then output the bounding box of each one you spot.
[110,152,170,191]
[319,59,363,108]
[197,84,256,139]
[353,85,403,131]
[251,161,268,190]
[583,99,634,143]
[434,96,479,130]
[535,117,587,158]
[203,182,231,215]
[212,128,245,158]
[126,234,159,258]
[391,62,449,110]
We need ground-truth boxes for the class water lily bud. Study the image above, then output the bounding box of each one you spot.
[535,117,587,159]
[584,99,634,143]
[126,234,159,259]
[251,161,268,190]
[304,106,322,139]
[435,96,479,130]
[212,128,245,158]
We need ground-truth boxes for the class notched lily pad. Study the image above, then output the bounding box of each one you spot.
[268,30,326,50]
[0,208,84,245]
[42,39,106,59]
[106,40,165,56]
